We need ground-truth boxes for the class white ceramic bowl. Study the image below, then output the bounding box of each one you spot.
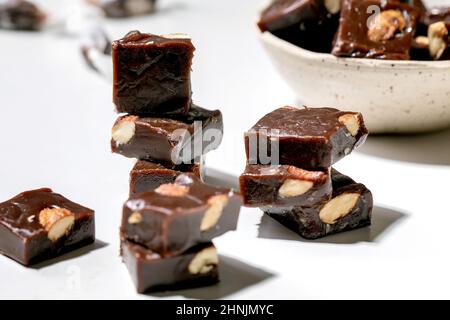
[258,1,450,133]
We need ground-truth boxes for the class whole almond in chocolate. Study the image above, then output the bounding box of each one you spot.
[264,169,373,239]
[245,106,368,170]
[121,174,241,257]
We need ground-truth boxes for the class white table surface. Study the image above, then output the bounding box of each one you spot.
[0,0,450,300]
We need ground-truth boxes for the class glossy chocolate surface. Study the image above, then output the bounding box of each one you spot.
[239,164,331,207]
[0,0,46,31]
[121,240,218,293]
[245,106,368,170]
[332,0,420,60]
[272,14,339,53]
[121,174,241,257]
[112,31,194,115]
[89,0,156,18]
[111,105,223,165]
[264,169,373,239]
[0,188,95,265]
[129,158,204,195]
[257,0,325,32]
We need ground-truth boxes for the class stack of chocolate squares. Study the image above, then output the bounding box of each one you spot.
[110,30,242,293]
[239,106,373,239]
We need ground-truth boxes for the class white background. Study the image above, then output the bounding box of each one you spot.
[0,0,449,299]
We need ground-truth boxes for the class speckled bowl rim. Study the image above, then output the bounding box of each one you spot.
[258,27,450,70]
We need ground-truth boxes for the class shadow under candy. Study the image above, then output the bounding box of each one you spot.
[30,239,109,269]
[358,127,450,166]
[149,255,274,299]
[258,206,408,244]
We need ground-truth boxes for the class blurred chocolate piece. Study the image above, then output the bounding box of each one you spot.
[0,0,46,31]
[122,240,218,293]
[121,174,241,257]
[410,22,450,60]
[111,105,223,165]
[423,7,450,26]
[263,169,373,239]
[112,31,194,115]
[88,0,156,18]
[332,0,420,60]
[0,188,95,265]
[271,15,339,53]
[81,25,112,74]
[239,164,331,207]
[129,158,204,195]
[245,106,368,170]
[258,0,337,32]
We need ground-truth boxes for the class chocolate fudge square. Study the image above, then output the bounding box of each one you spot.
[112,31,195,115]
[244,106,368,170]
[239,164,331,207]
[257,0,339,32]
[129,158,204,195]
[264,169,373,239]
[0,188,95,266]
[121,240,219,293]
[121,174,241,257]
[111,105,223,165]
[332,0,420,60]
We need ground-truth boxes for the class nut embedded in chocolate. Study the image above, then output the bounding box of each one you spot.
[318,192,360,224]
[367,10,406,42]
[188,245,219,275]
[428,22,449,60]
[111,115,137,146]
[39,208,75,242]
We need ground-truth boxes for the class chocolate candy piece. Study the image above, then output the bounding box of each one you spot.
[88,0,156,18]
[271,14,339,53]
[129,158,204,195]
[121,174,241,257]
[257,0,339,32]
[112,31,194,115]
[121,240,219,293]
[263,169,373,239]
[245,106,368,170]
[239,164,331,207]
[81,25,112,74]
[111,105,223,165]
[0,0,46,31]
[411,22,449,60]
[0,188,95,265]
[331,0,420,60]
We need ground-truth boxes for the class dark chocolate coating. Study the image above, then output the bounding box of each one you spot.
[263,169,373,239]
[257,0,325,32]
[244,106,368,170]
[111,105,223,165]
[121,240,219,293]
[0,188,95,265]
[89,0,156,18]
[0,0,46,31]
[121,174,241,257]
[331,0,420,60]
[239,164,331,207]
[271,14,340,53]
[112,31,194,115]
[129,158,204,195]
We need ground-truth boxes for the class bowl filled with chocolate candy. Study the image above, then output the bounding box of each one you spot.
[257,0,450,133]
